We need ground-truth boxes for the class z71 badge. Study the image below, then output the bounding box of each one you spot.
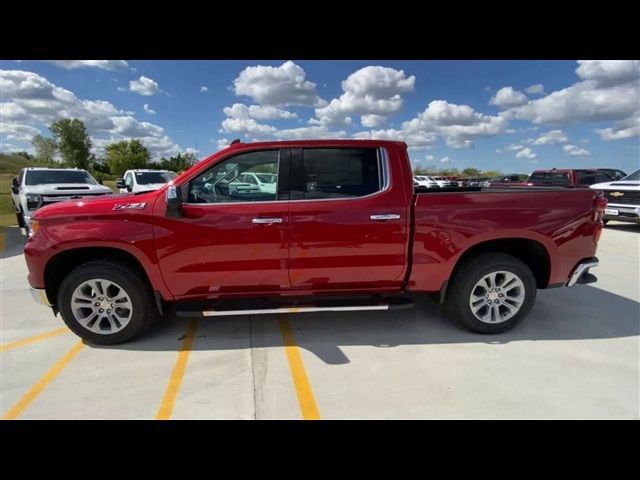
[113,202,147,210]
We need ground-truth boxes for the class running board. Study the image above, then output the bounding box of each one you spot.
[175,297,413,318]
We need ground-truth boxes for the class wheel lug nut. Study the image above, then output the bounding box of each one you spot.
[99,308,104,313]
[107,310,111,313]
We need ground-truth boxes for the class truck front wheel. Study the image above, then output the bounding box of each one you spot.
[58,259,159,344]
[446,252,536,333]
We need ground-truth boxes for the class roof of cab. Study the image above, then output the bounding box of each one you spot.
[226,139,408,149]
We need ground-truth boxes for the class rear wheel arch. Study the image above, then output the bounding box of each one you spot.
[445,237,552,297]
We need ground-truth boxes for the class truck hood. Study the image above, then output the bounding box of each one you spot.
[24,183,113,195]
[32,189,160,221]
[590,180,640,190]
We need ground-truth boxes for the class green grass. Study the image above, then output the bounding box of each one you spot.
[1,174,17,227]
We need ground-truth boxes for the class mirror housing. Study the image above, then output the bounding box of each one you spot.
[97,178,104,185]
[165,184,183,218]
[11,177,19,194]
[115,178,125,189]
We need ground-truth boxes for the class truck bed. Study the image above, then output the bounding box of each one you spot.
[408,187,600,292]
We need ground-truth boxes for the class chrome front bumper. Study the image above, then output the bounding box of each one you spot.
[566,258,599,287]
[30,287,52,307]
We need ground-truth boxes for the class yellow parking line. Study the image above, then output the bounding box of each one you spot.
[155,319,199,420]
[2,340,85,420]
[0,327,70,352]
[278,316,321,420]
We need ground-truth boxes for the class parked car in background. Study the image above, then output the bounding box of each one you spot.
[482,174,528,188]
[11,168,113,231]
[414,176,439,188]
[527,169,613,188]
[590,169,640,224]
[431,176,458,187]
[597,168,627,181]
[117,169,177,194]
[237,171,278,194]
[25,139,605,344]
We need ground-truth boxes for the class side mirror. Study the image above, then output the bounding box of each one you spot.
[98,178,104,185]
[115,179,125,189]
[126,184,133,192]
[11,177,19,194]
[165,184,183,218]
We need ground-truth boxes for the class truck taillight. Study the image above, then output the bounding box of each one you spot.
[592,191,607,243]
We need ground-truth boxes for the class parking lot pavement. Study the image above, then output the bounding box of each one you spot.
[1,223,638,419]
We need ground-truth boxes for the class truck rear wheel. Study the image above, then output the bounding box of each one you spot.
[58,259,158,345]
[446,252,536,333]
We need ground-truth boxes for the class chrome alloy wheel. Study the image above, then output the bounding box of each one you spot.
[469,271,525,324]
[71,279,133,334]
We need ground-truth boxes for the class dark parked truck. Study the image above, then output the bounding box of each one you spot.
[25,140,606,344]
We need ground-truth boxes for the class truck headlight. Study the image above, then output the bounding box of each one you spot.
[26,194,42,210]
[28,220,40,238]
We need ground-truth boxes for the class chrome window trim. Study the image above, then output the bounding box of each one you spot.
[182,146,390,207]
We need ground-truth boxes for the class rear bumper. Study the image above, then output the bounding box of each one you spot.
[566,257,599,287]
[30,287,52,307]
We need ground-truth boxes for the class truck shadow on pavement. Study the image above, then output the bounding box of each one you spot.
[95,285,640,365]
[605,223,640,233]
[0,226,26,259]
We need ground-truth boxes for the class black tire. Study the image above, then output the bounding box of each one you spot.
[445,252,536,334]
[14,204,26,228]
[603,219,610,225]
[58,259,159,345]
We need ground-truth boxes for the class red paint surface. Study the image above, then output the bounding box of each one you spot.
[25,140,603,303]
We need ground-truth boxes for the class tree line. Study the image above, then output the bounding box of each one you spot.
[413,166,527,179]
[29,118,197,179]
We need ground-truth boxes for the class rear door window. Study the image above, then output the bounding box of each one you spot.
[295,148,382,200]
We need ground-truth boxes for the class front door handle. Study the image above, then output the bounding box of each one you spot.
[370,214,400,221]
[252,217,284,224]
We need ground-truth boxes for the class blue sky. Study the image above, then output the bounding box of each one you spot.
[1,60,639,174]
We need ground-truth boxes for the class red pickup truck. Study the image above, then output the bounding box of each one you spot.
[25,140,606,344]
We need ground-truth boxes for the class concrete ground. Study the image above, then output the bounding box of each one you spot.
[1,223,638,419]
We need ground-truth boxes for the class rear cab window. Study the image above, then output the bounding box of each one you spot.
[293,148,383,200]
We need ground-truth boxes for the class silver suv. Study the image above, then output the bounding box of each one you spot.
[11,168,113,231]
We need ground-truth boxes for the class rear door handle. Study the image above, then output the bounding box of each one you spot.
[252,217,284,224]
[370,214,400,221]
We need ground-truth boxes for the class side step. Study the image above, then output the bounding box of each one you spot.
[175,295,413,318]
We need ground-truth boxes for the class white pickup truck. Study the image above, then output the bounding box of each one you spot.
[11,168,113,231]
[116,169,177,194]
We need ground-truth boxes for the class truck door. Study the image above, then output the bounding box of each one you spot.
[155,148,291,298]
[288,147,409,291]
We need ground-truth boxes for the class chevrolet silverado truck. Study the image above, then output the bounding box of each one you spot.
[24,140,606,345]
[11,167,113,231]
[590,168,640,224]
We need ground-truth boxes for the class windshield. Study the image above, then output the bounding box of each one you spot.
[622,169,640,181]
[256,173,276,184]
[528,171,570,185]
[25,170,96,186]
[135,171,177,185]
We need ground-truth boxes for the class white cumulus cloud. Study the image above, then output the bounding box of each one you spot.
[223,103,297,120]
[525,84,545,95]
[200,86,209,93]
[0,69,181,159]
[490,86,529,108]
[233,61,325,107]
[129,76,161,96]
[312,66,415,127]
[516,147,536,159]
[563,144,591,156]
[143,104,156,115]
[575,60,640,86]
[532,129,568,145]
[596,116,640,141]
[47,60,129,71]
